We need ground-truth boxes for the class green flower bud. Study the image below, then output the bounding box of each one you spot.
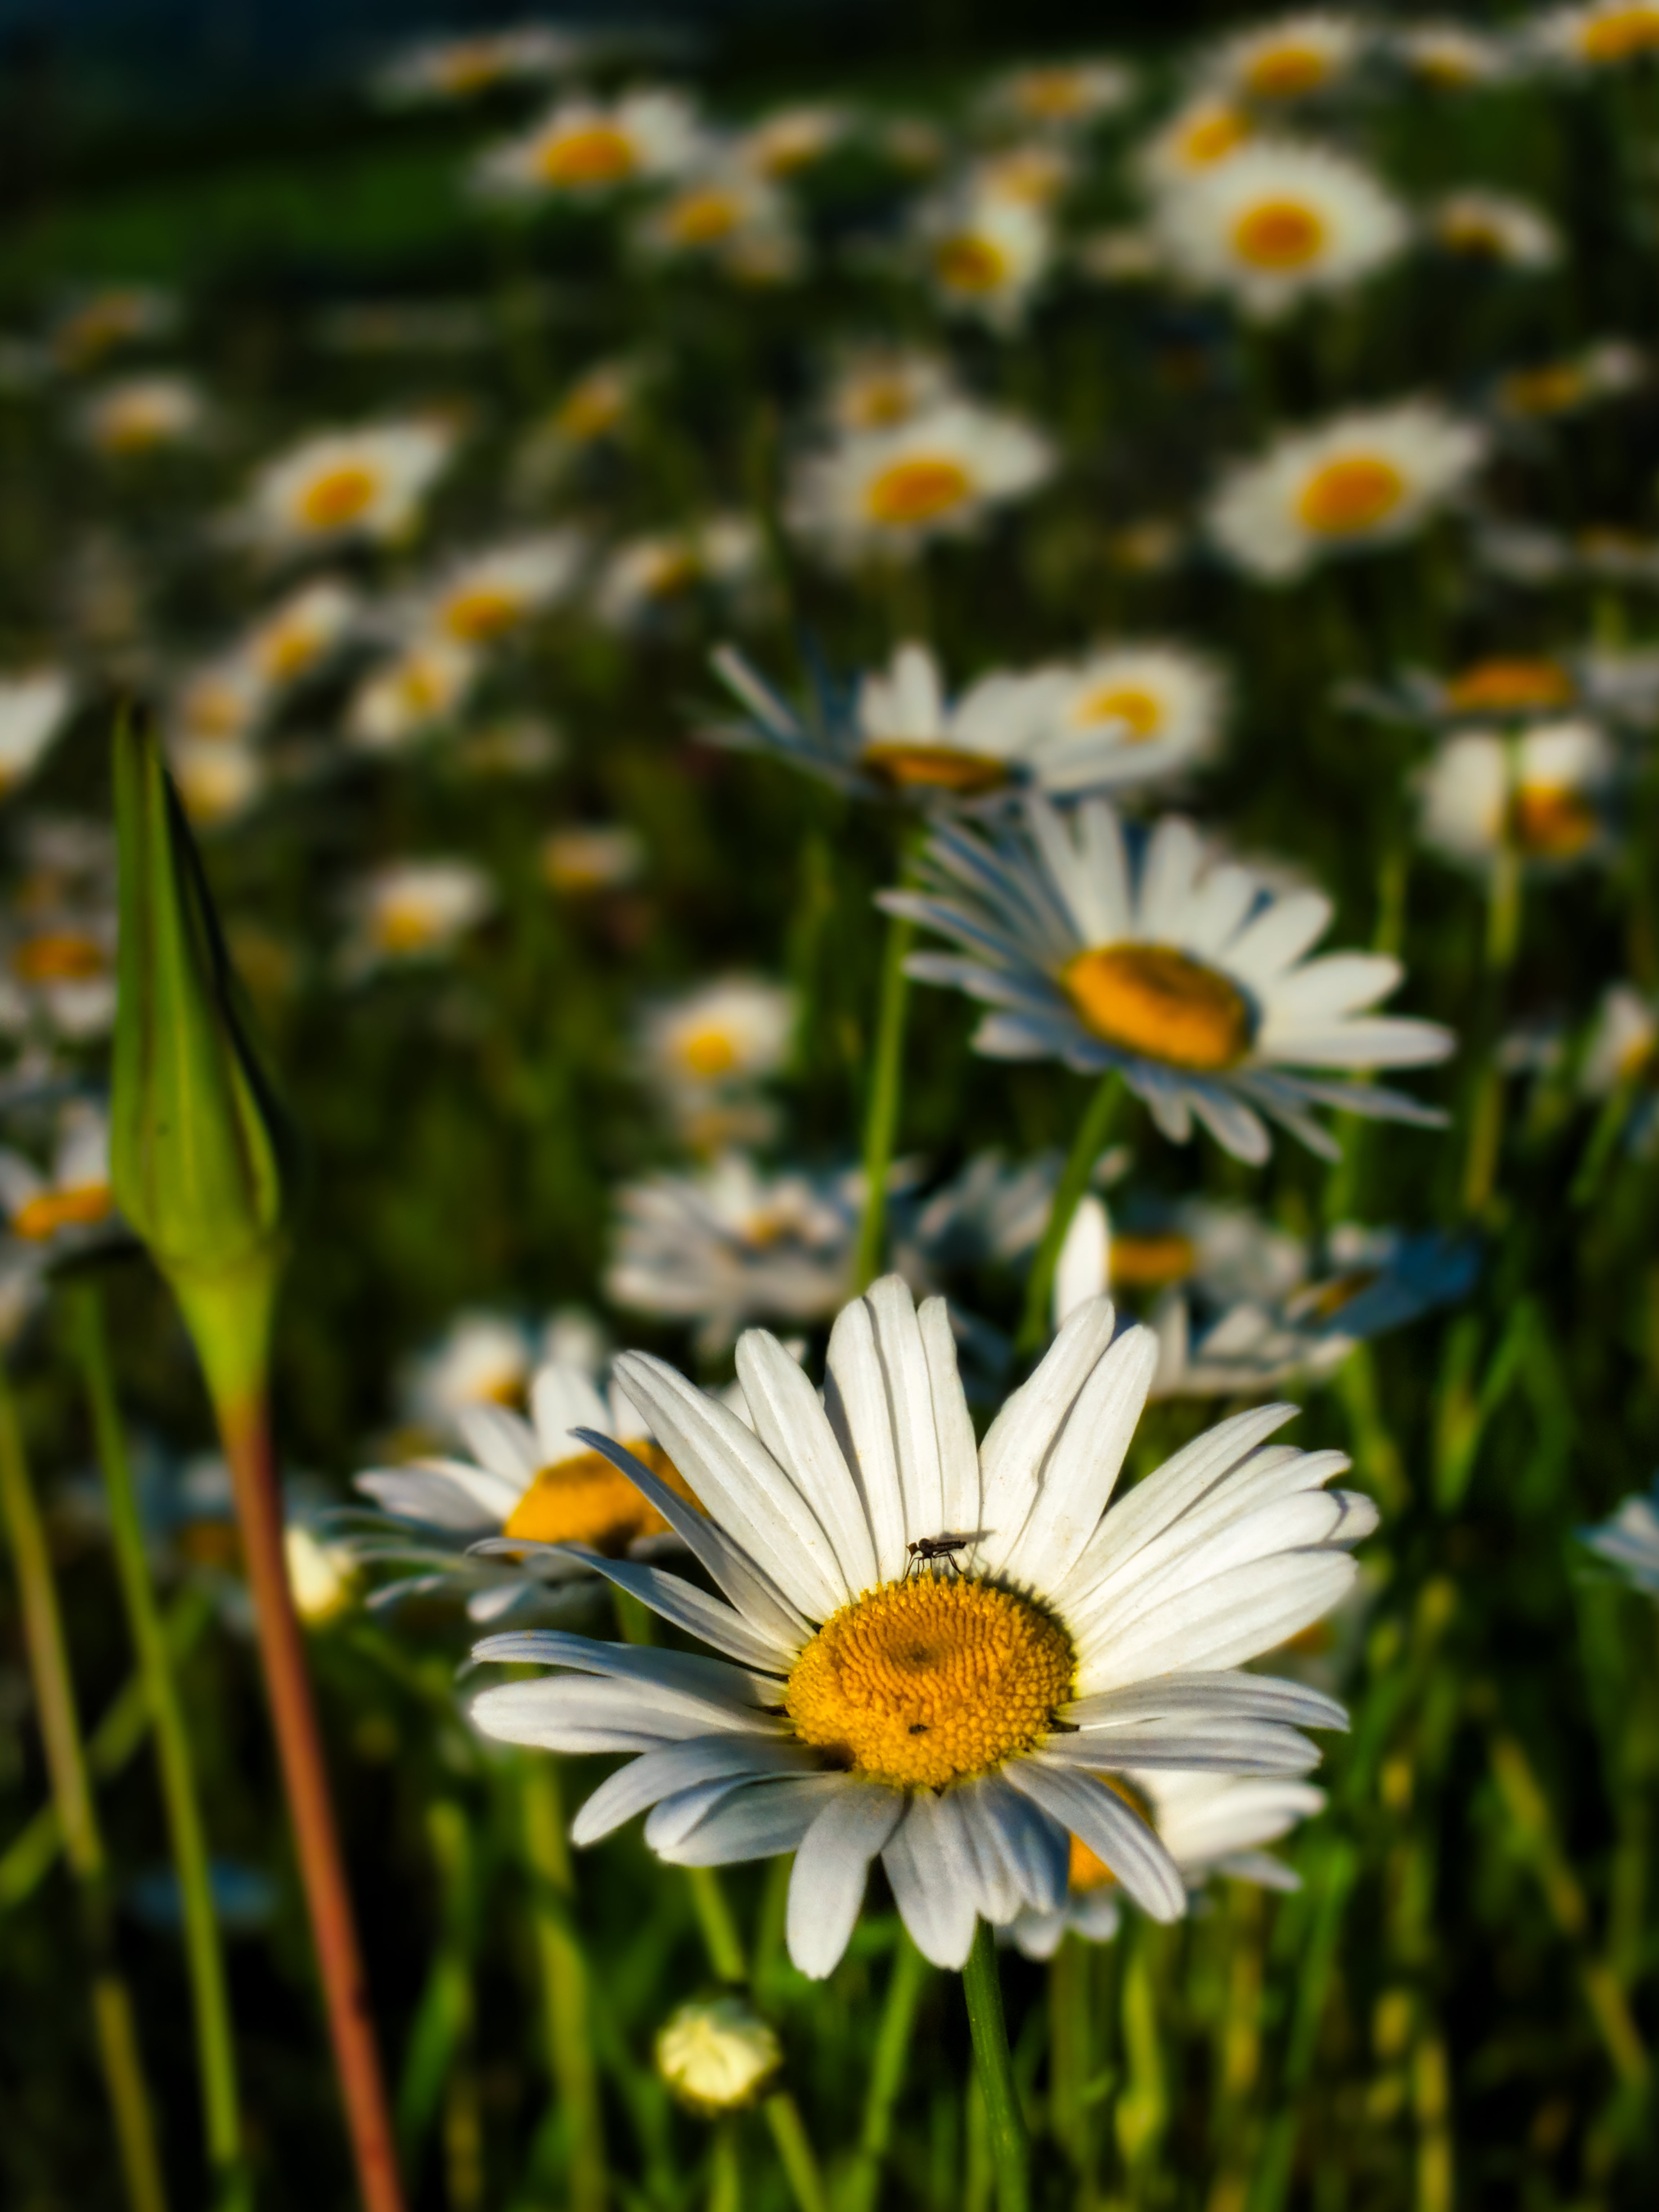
[655,1995,782,2116]
[110,719,290,1418]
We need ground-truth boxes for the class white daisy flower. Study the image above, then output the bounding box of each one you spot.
[637,168,802,279]
[605,1154,860,1353]
[1581,983,1659,1096]
[968,143,1078,210]
[242,419,456,554]
[171,658,271,747]
[474,90,705,202]
[1581,1478,1659,1597]
[1493,341,1646,422]
[243,578,360,685]
[1007,1769,1326,1957]
[1533,3,1659,69]
[397,1310,539,1440]
[1107,1197,1308,1309]
[820,347,959,435]
[51,287,175,372]
[470,1276,1370,1975]
[419,534,586,645]
[0,671,73,795]
[375,27,579,103]
[541,825,646,896]
[168,739,267,830]
[1429,190,1560,270]
[1205,400,1488,583]
[1204,13,1371,103]
[1154,140,1407,321]
[882,796,1454,1165]
[352,1360,700,1624]
[1135,98,1257,193]
[785,399,1055,567]
[1145,1292,1352,1400]
[735,104,853,178]
[346,640,480,754]
[916,190,1054,330]
[1038,644,1228,790]
[0,1098,116,1257]
[983,60,1134,131]
[345,859,494,972]
[78,374,205,457]
[1415,722,1615,873]
[639,976,797,1096]
[593,516,761,631]
[1393,22,1519,85]
[0,907,118,1041]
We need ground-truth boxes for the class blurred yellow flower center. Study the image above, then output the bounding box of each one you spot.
[1066,1780,1153,1890]
[786,1576,1074,1790]
[540,126,635,186]
[679,1027,739,1076]
[1062,945,1253,1070]
[1181,109,1250,165]
[1108,1232,1196,1289]
[1244,46,1331,97]
[1015,70,1089,118]
[1233,200,1326,269]
[1076,685,1163,738]
[445,585,524,640]
[646,549,700,597]
[1583,8,1659,61]
[183,682,252,739]
[846,376,913,429]
[1501,366,1584,416]
[12,932,106,984]
[1444,658,1571,713]
[100,405,170,453]
[866,458,974,526]
[862,742,1009,794]
[1297,456,1406,535]
[14,1183,113,1242]
[556,382,625,440]
[666,191,741,244]
[1439,213,1504,254]
[503,1442,698,1553]
[373,900,444,952]
[435,46,505,94]
[299,465,378,530]
[257,623,323,681]
[935,235,1009,293]
[1510,786,1596,858]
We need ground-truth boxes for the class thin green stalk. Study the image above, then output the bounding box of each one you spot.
[69,1282,246,2211]
[0,1363,170,2212]
[707,2118,741,2212]
[1571,1078,1636,1206]
[841,1930,932,2212]
[854,902,915,1290]
[1015,1074,1120,1357]
[961,1921,1030,2212]
[687,1864,748,1984]
[1461,845,1522,1219]
[1047,1933,1091,2182]
[762,2093,828,2212]
[519,1756,607,2212]
[0,1584,213,1913]
[395,1799,476,2169]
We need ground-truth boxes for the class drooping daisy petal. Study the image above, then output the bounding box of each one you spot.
[1006,1758,1185,1921]
[787,1786,907,1978]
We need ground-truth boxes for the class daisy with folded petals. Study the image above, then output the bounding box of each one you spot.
[1429,190,1560,270]
[1581,1478,1659,1596]
[474,91,703,203]
[1007,1770,1326,1957]
[470,1276,1370,1975]
[243,420,456,556]
[0,671,73,795]
[1415,723,1614,874]
[786,400,1055,567]
[1205,13,1370,103]
[882,797,1453,1163]
[78,374,205,457]
[1155,140,1407,321]
[1205,400,1487,582]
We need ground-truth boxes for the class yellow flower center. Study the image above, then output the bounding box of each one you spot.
[444,585,525,641]
[1108,1232,1197,1289]
[182,682,252,739]
[373,900,444,953]
[11,932,106,984]
[539,125,635,187]
[860,742,1010,794]
[665,190,742,244]
[1509,786,1596,858]
[1296,456,1406,536]
[679,1027,739,1077]
[502,1442,698,1553]
[1061,945,1253,1071]
[1439,213,1504,255]
[864,458,974,527]
[785,1576,1074,1791]
[1066,1779,1154,1890]
[1500,365,1586,416]
[1244,45,1331,98]
[1180,109,1251,166]
[99,404,171,454]
[556,382,625,441]
[257,623,323,682]
[298,464,378,531]
[14,1183,113,1242]
[934,235,1010,294]
[1443,658,1572,714]
[1073,684,1163,738]
[1582,8,1659,62]
[1232,199,1326,270]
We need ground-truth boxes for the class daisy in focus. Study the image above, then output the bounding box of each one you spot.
[1205,400,1488,582]
[785,398,1055,566]
[471,1275,1370,1974]
[1415,722,1615,873]
[77,374,206,457]
[343,859,495,974]
[1154,139,1408,321]
[882,796,1454,1163]
[0,671,74,795]
[1204,12,1370,103]
[474,90,703,203]
[241,420,457,556]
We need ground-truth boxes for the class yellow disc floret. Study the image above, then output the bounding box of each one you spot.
[861,743,1010,795]
[785,1575,1074,1792]
[1297,456,1406,536]
[504,1442,698,1553]
[1061,944,1253,1071]
[865,458,974,527]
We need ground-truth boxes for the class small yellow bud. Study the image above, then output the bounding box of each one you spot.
[654,1996,782,2116]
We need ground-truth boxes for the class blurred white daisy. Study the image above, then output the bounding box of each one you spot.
[398,1310,540,1441]
[1204,13,1370,102]
[786,399,1055,566]
[1493,341,1646,422]
[168,739,267,830]
[1136,97,1256,192]
[1038,645,1228,789]
[1534,3,1659,69]
[1007,1769,1326,1956]
[636,168,801,279]
[1393,22,1518,86]
[1429,190,1560,270]
[594,516,762,631]
[1205,400,1487,582]
[77,374,205,457]
[541,825,646,896]
[171,658,271,747]
[1415,722,1615,873]
[471,1275,1368,1975]
[1581,982,1659,1098]
[639,976,797,1097]
[474,90,704,202]
[0,906,118,1041]
[375,27,579,102]
[1580,1478,1659,1596]
[244,577,360,685]
[883,797,1453,1164]
[344,859,494,972]
[1155,140,1407,320]
[821,347,959,434]
[916,190,1054,330]
[983,59,1134,131]
[346,640,480,754]
[51,287,175,372]
[242,419,456,554]
[968,143,1078,210]
[420,534,586,645]
[0,1098,116,1258]
[0,671,74,795]
[735,104,853,178]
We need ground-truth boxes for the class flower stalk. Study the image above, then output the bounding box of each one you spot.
[961,1919,1031,2212]
[1015,1072,1120,1356]
[517,1756,608,2212]
[854,901,915,1290]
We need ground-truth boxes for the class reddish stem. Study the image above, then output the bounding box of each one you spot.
[221,1397,405,2212]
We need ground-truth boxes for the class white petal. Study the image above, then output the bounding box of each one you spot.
[977,1298,1117,1577]
[1036,1717,1318,1773]
[355,1462,519,1533]
[573,1736,816,1846]
[1082,1551,1357,1689]
[882,1792,980,1969]
[864,1276,948,1544]
[736,1329,880,1595]
[530,1366,612,1459]
[824,1296,910,1583]
[470,1679,684,1753]
[457,1404,543,1487]
[565,1554,796,1669]
[998,1323,1158,1595]
[787,1784,906,1979]
[955,1773,1069,1917]
[1007,1757,1185,1922]
[655,1775,846,1865]
[922,1296,981,1538]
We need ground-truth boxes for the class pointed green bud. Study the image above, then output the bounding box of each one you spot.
[110,718,291,1421]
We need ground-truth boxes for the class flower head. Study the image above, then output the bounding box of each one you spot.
[376,27,579,103]
[1534,3,1659,69]
[78,374,205,457]
[1393,22,1519,85]
[475,90,704,202]
[0,1097,118,1259]
[1204,13,1370,103]
[656,1996,782,2113]
[344,860,494,973]
[242,420,456,555]
[1429,191,1560,270]
[786,399,1055,566]
[1415,722,1615,873]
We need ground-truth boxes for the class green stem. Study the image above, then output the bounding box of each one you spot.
[1572,1079,1636,1207]
[70,1283,247,2209]
[762,2093,827,2212]
[1015,1074,1120,1357]
[687,1865,748,1984]
[961,1921,1030,2212]
[0,1363,170,2212]
[519,1757,608,2212]
[841,1931,932,2212]
[855,901,916,1290]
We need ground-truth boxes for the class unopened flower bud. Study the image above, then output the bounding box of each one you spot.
[655,1995,782,2115]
